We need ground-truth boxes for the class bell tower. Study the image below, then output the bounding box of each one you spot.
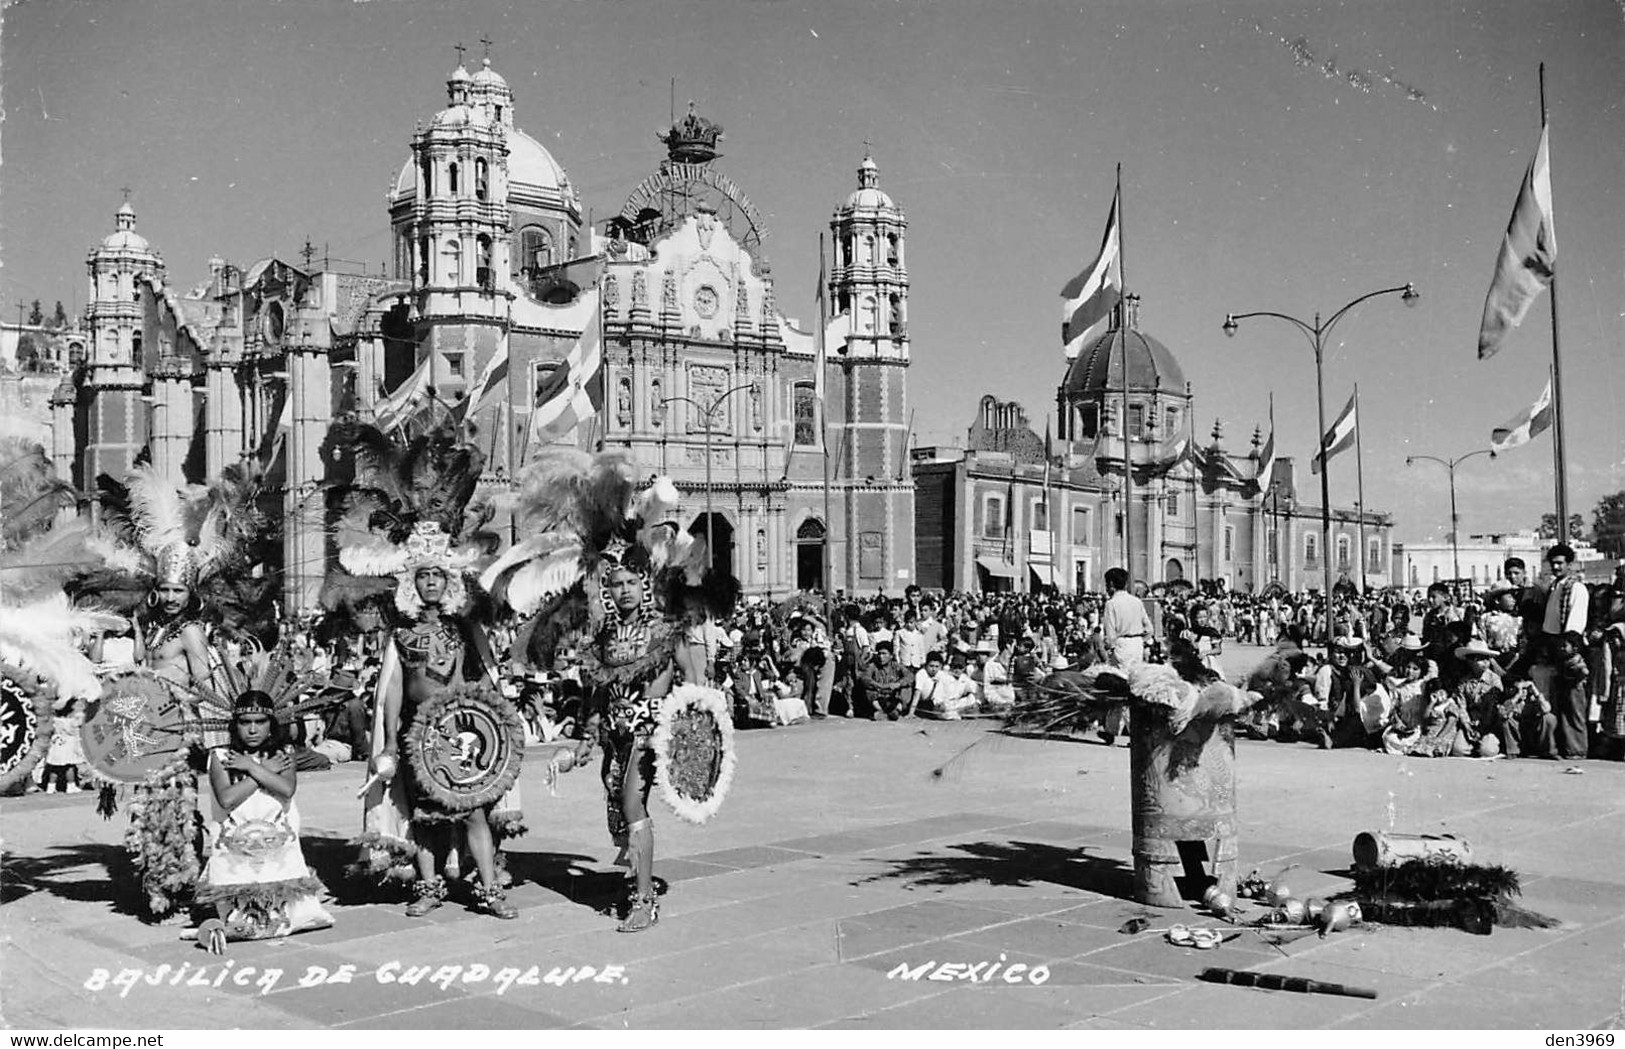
[83,197,164,486]
[829,154,913,593]
[407,51,513,405]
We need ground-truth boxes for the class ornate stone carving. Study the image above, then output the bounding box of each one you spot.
[616,375,633,427]
[749,383,762,432]
[650,377,666,428]
[662,271,678,314]
[686,364,730,435]
[632,271,648,309]
[603,274,620,309]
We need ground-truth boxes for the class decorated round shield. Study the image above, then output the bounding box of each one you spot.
[652,683,736,824]
[0,662,56,792]
[404,683,524,812]
[80,669,193,783]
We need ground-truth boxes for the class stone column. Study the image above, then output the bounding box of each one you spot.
[149,357,195,485]
[283,331,332,614]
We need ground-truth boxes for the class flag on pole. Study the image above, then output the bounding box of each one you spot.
[1043,421,1053,492]
[814,239,828,406]
[1490,378,1554,451]
[373,354,434,432]
[1257,427,1276,490]
[1478,125,1556,359]
[459,340,510,421]
[1060,187,1122,360]
[528,293,604,451]
[1310,392,1357,475]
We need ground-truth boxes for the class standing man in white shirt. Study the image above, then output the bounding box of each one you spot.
[1102,567,1153,666]
[1538,543,1590,756]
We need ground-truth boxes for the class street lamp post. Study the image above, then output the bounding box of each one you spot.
[1406,448,1495,585]
[1223,282,1418,650]
[660,382,757,571]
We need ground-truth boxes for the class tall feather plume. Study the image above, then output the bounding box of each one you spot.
[0,436,78,548]
[0,519,108,603]
[125,464,191,558]
[0,595,127,700]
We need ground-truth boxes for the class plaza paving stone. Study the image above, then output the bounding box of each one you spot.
[5,644,1624,1028]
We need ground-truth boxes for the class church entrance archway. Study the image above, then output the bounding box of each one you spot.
[690,513,735,578]
[1164,558,1185,583]
[794,518,826,592]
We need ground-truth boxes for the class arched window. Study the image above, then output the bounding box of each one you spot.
[1167,492,1179,516]
[1072,506,1091,545]
[1032,498,1048,532]
[519,226,552,275]
[444,239,462,285]
[1305,533,1318,565]
[418,236,430,285]
[860,295,876,334]
[1367,538,1383,574]
[1224,526,1235,562]
[888,294,901,334]
[1336,535,1351,572]
[476,235,493,290]
[863,234,876,264]
[842,235,853,267]
[1165,406,1179,435]
[886,232,899,267]
[420,156,433,196]
[792,382,818,446]
[448,161,460,196]
[1128,404,1146,437]
[475,158,489,201]
[1078,403,1099,439]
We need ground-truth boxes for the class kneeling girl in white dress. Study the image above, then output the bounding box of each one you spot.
[193,691,332,951]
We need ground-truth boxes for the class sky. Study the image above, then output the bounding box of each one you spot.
[2,0,1621,544]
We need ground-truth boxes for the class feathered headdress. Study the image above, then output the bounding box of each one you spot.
[481,450,716,667]
[77,462,274,627]
[184,640,335,750]
[330,420,494,617]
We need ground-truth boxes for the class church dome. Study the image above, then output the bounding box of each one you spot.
[470,57,507,89]
[393,126,568,196]
[844,155,894,210]
[507,128,569,192]
[100,201,151,252]
[1060,298,1186,400]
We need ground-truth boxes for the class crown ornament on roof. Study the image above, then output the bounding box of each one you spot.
[659,102,724,164]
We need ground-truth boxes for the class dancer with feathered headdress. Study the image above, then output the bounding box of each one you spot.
[331,420,523,920]
[484,449,737,933]
[67,461,277,919]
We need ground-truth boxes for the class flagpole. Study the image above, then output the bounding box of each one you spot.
[1045,414,1055,594]
[1116,162,1135,587]
[1540,63,1571,544]
[1268,391,1278,584]
[595,284,607,454]
[1354,383,1367,593]
[818,232,833,613]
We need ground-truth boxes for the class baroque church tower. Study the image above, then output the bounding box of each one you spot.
[83,199,164,487]
[829,155,914,590]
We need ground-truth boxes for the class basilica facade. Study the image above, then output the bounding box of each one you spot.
[53,56,914,607]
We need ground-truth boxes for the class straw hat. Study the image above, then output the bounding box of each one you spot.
[1454,640,1497,660]
[975,639,997,654]
[1049,654,1072,671]
[1397,634,1425,652]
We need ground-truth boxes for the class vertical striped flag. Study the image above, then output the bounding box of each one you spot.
[1310,392,1357,475]
[1478,125,1556,359]
[527,291,604,451]
[1490,378,1554,451]
[458,339,510,421]
[1257,427,1276,491]
[1060,187,1122,360]
[373,354,434,432]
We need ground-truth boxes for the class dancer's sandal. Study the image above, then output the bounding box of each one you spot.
[469,884,518,920]
[1166,924,1195,947]
[617,892,659,933]
[405,876,448,917]
[1190,927,1223,950]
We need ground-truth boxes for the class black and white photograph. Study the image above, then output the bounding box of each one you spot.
[1,0,1622,1034]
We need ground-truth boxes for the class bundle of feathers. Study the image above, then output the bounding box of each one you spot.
[1006,660,1264,738]
[0,435,78,551]
[1348,858,1558,933]
[480,449,717,667]
[0,595,127,703]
